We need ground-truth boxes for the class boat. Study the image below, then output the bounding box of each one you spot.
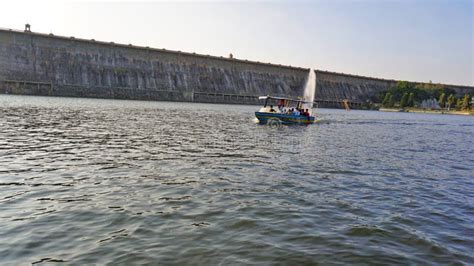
[255,96,317,125]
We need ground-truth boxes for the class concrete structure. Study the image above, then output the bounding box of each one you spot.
[1,28,472,108]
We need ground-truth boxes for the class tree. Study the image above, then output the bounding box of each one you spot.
[408,92,415,107]
[457,98,463,109]
[415,82,446,100]
[447,94,456,110]
[400,92,409,108]
[391,81,413,100]
[439,93,446,108]
[461,94,470,110]
[382,92,391,107]
[388,94,395,107]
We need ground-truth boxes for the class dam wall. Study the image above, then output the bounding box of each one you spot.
[315,70,474,103]
[0,28,472,107]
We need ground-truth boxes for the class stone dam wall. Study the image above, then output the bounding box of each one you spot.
[0,28,472,108]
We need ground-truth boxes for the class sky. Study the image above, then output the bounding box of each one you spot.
[1,0,473,86]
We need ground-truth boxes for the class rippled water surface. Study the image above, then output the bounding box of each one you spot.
[1,95,473,264]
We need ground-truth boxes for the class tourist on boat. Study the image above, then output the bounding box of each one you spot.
[277,99,285,109]
[269,105,276,112]
[292,109,300,116]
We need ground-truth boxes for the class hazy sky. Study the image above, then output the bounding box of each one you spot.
[1,0,473,85]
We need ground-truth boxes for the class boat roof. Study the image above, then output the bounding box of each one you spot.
[258,95,314,103]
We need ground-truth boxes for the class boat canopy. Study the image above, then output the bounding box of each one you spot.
[258,95,315,104]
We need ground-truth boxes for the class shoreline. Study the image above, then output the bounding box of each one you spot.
[379,107,474,116]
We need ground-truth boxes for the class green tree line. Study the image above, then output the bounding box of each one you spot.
[380,81,472,110]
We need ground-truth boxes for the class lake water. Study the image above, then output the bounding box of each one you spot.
[0,95,473,264]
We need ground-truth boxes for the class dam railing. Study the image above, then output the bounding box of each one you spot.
[193,91,365,108]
